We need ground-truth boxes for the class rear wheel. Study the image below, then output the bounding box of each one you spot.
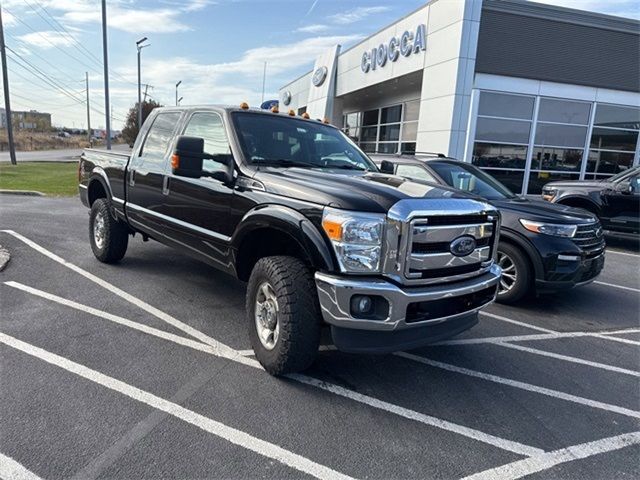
[496,243,531,304]
[89,198,128,263]
[246,256,321,375]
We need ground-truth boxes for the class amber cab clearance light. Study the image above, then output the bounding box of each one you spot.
[240,102,249,110]
[301,112,310,119]
[288,109,295,116]
[171,153,180,169]
[323,118,330,124]
[271,105,279,113]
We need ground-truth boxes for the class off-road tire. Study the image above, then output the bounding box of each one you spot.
[246,256,322,375]
[496,242,532,304]
[89,198,128,263]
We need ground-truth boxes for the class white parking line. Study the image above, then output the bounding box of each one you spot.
[496,342,640,377]
[479,312,556,333]
[5,281,542,457]
[434,329,640,347]
[594,281,640,293]
[0,331,355,480]
[0,230,233,355]
[606,249,640,258]
[395,352,640,419]
[0,453,44,480]
[462,431,640,480]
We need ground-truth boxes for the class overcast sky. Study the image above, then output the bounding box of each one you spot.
[2,0,638,130]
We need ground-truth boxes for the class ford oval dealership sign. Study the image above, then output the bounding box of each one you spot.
[361,24,426,73]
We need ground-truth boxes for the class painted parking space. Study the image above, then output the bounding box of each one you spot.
[1,196,639,479]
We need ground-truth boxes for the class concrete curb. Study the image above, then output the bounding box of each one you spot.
[0,245,10,271]
[0,189,45,196]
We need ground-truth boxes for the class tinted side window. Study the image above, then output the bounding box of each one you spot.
[183,113,230,172]
[140,112,182,168]
[396,164,436,182]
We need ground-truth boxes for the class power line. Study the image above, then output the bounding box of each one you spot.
[21,0,137,86]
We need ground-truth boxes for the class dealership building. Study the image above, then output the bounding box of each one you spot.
[279,0,640,194]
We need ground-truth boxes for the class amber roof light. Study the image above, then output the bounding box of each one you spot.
[240,102,249,110]
[271,105,279,113]
[301,112,310,119]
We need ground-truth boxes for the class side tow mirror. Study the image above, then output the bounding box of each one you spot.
[380,160,395,174]
[172,135,205,178]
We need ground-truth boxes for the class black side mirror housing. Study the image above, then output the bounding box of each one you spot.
[172,136,234,184]
[380,160,395,174]
[628,176,640,194]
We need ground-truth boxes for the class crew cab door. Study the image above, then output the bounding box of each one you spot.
[602,175,640,233]
[162,111,235,265]
[126,111,183,234]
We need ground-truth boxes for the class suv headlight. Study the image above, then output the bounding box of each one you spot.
[520,219,577,238]
[541,188,557,202]
[322,207,385,273]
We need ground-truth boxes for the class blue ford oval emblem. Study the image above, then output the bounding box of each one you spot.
[450,235,476,257]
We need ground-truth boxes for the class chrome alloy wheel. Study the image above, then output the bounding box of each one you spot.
[497,251,517,294]
[93,211,106,249]
[254,282,280,350]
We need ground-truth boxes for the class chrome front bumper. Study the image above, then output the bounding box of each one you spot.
[315,264,501,332]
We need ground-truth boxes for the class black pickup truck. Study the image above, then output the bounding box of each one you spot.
[79,105,501,375]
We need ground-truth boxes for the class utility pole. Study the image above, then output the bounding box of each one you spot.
[143,84,150,103]
[136,37,149,130]
[85,72,91,145]
[0,8,17,165]
[261,61,267,104]
[175,80,181,106]
[177,96,183,106]
[101,0,111,149]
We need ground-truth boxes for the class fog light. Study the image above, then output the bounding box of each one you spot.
[351,295,373,315]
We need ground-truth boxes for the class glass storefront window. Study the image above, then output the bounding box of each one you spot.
[377,143,398,154]
[360,126,377,142]
[404,100,420,122]
[534,123,588,148]
[359,143,375,153]
[527,171,580,194]
[379,124,400,141]
[478,92,534,120]
[401,142,416,154]
[472,143,527,169]
[401,122,417,141]
[537,99,591,125]
[590,127,638,152]
[380,105,402,124]
[480,169,525,194]
[586,150,635,175]
[594,104,640,130]
[362,109,379,126]
[475,117,532,144]
[531,147,582,172]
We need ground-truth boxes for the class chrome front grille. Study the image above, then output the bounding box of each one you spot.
[573,222,605,257]
[404,216,498,283]
[382,198,501,286]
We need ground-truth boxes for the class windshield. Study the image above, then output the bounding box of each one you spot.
[232,112,377,171]
[606,165,640,183]
[428,161,516,200]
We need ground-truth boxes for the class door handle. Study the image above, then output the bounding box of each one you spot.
[162,175,170,195]
[129,169,136,186]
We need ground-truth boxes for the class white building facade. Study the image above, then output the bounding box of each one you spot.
[279,0,640,194]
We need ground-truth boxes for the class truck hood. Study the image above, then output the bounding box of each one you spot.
[491,197,597,224]
[545,180,610,190]
[253,168,475,213]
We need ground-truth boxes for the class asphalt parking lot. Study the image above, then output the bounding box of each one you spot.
[1,195,639,480]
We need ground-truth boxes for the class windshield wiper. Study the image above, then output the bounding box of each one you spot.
[327,165,368,171]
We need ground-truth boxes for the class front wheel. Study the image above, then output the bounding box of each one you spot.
[89,198,129,263]
[246,256,321,375]
[496,243,532,304]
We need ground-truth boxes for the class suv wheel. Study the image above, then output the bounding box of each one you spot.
[246,256,321,375]
[89,198,129,263]
[496,243,531,304]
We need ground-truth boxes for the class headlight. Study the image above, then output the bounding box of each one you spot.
[519,219,577,238]
[541,188,557,202]
[322,207,385,273]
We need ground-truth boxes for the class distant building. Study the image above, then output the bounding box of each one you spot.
[0,108,52,131]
